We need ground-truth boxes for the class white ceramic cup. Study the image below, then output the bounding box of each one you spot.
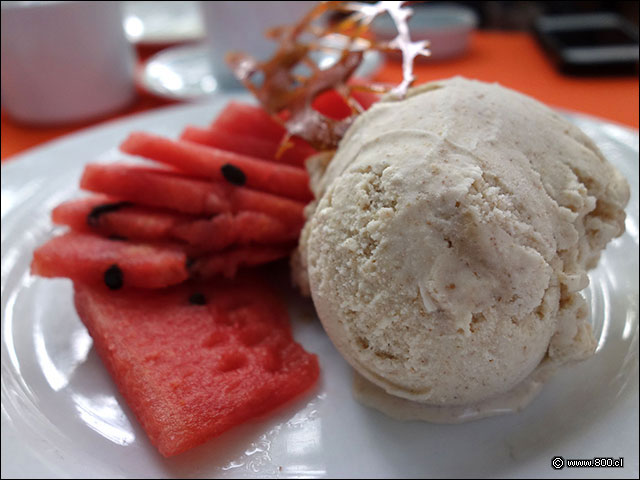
[1,1,136,125]
[198,1,316,90]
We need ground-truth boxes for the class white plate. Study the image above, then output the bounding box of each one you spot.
[138,42,384,101]
[122,1,205,46]
[1,98,638,478]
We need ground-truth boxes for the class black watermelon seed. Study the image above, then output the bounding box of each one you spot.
[185,257,196,270]
[108,235,128,241]
[189,292,207,305]
[87,201,133,227]
[104,264,124,290]
[221,164,246,186]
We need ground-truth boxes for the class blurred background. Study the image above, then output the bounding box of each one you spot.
[2,0,638,161]
[443,1,638,30]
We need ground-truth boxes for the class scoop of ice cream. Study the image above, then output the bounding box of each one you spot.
[297,77,629,409]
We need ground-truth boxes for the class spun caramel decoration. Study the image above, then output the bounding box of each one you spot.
[226,1,431,151]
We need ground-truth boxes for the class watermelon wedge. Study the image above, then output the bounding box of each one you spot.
[313,88,380,120]
[31,232,189,289]
[119,132,312,202]
[180,125,311,168]
[80,163,306,226]
[312,90,354,120]
[53,196,303,249]
[52,195,181,241]
[209,102,317,159]
[74,276,319,457]
[172,211,302,250]
[32,232,294,288]
[211,101,291,142]
[191,245,293,279]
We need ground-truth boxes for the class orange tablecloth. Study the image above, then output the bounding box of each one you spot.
[377,31,639,129]
[2,31,638,162]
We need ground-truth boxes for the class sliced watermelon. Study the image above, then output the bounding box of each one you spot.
[32,231,295,287]
[31,232,189,289]
[312,88,380,120]
[74,276,319,456]
[80,163,306,226]
[80,163,222,215]
[172,211,302,250]
[53,196,302,249]
[180,125,311,168]
[211,101,290,142]
[190,245,293,279]
[210,102,316,158]
[119,133,312,202]
[312,90,353,120]
[52,195,181,241]
[31,98,332,457]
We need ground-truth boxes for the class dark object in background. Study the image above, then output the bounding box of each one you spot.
[534,13,639,75]
[454,2,638,30]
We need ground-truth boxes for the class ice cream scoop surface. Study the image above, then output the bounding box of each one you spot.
[299,77,629,412]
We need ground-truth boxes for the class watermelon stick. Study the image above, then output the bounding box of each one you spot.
[211,101,291,142]
[80,164,306,227]
[120,132,313,202]
[180,125,312,168]
[191,245,293,279]
[31,231,294,290]
[210,101,316,160]
[52,194,180,241]
[53,196,303,250]
[172,211,302,250]
[31,232,189,289]
[312,88,380,120]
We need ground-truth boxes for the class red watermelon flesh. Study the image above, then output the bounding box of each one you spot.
[312,90,353,120]
[53,196,302,250]
[31,232,189,289]
[80,163,223,215]
[32,231,294,288]
[190,245,293,279]
[172,211,302,250]
[52,195,181,241]
[119,132,313,202]
[74,276,320,457]
[208,97,378,141]
[180,125,312,168]
[312,88,380,120]
[210,102,316,156]
[211,101,291,142]
[80,163,306,227]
